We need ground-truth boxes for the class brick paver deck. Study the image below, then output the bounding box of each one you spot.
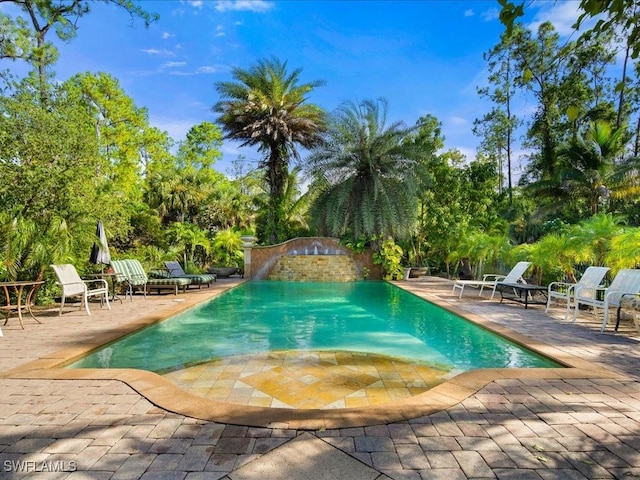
[1,276,640,479]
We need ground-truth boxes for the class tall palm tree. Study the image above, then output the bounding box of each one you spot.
[307,98,421,242]
[213,57,326,244]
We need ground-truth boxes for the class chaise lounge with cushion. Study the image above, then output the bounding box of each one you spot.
[111,259,192,297]
[164,261,217,288]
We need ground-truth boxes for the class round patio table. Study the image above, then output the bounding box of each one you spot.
[0,280,44,329]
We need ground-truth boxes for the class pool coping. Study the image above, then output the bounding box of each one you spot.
[0,279,622,430]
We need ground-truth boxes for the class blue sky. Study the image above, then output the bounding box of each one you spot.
[6,0,586,177]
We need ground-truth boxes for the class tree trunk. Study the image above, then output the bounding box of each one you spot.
[459,258,473,280]
[264,146,288,244]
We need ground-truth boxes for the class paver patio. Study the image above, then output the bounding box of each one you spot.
[1,276,640,479]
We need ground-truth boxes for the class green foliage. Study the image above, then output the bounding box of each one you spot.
[564,213,626,266]
[605,230,640,272]
[553,121,625,215]
[0,80,122,286]
[447,230,513,279]
[253,166,313,243]
[340,236,369,254]
[121,245,180,271]
[0,214,74,281]
[373,238,405,281]
[177,122,223,169]
[164,222,210,267]
[511,213,631,283]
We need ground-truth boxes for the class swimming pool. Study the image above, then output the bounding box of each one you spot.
[68,281,561,375]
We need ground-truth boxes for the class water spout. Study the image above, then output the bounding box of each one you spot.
[314,246,318,255]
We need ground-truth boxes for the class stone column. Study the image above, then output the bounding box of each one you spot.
[241,236,257,279]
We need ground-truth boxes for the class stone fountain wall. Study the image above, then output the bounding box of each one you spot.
[245,237,381,281]
[269,255,357,282]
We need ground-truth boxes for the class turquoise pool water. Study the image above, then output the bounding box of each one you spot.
[68,281,562,374]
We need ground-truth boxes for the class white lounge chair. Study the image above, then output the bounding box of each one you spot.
[452,261,531,299]
[572,268,640,331]
[546,266,610,320]
[51,264,110,316]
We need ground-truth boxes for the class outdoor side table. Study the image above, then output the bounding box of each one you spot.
[85,273,123,303]
[0,280,44,329]
[496,282,549,309]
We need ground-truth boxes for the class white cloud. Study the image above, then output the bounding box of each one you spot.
[481,7,499,22]
[150,117,196,142]
[216,25,226,37]
[448,146,476,162]
[141,48,176,57]
[164,64,226,76]
[163,61,187,68]
[449,115,468,127]
[187,0,204,8]
[197,66,221,74]
[161,32,175,39]
[215,1,274,13]
[464,9,474,18]
[528,2,582,37]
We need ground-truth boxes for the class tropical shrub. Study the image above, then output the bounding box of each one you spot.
[373,238,405,281]
[211,229,243,267]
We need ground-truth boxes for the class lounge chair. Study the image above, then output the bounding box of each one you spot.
[452,261,531,299]
[164,261,217,288]
[572,268,640,331]
[50,263,110,316]
[546,266,610,320]
[110,259,192,298]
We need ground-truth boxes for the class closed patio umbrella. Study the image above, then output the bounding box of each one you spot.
[89,220,111,272]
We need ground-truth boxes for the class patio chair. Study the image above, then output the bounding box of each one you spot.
[50,263,110,316]
[546,266,610,320]
[452,261,531,300]
[164,261,217,288]
[572,268,640,331]
[110,259,192,298]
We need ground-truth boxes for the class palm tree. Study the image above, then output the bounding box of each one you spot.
[556,120,625,215]
[564,213,626,267]
[211,229,243,267]
[605,229,640,272]
[165,222,210,268]
[306,98,421,242]
[447,229,512,279]
[213,57,326,244]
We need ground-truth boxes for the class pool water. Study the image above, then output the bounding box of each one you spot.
[68,281,561,375]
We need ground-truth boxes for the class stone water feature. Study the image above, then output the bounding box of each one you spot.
[243,237,381,281]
